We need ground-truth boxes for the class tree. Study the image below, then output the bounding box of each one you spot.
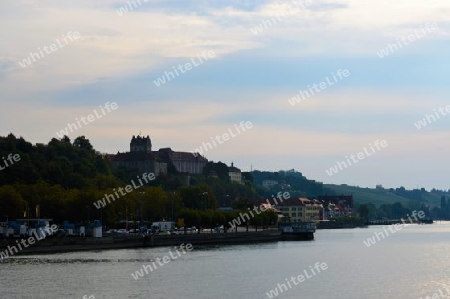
[358,204,369,221]
[0,185,26,220]
[61,135,71,144]
[441,196,446,210]
[203,161,229,181]
[73,136,93,150]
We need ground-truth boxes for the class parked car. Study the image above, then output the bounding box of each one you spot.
[117,229,129,234]
[214,225,224,233]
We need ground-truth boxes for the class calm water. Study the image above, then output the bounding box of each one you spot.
[1,223,450,299]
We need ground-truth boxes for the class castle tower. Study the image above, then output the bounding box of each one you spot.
[130,135,152,153]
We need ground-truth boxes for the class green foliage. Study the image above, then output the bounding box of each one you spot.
[358,204,369,220]
[178,184,217,210]
[3,133,444,226]
[0,134,113,188]
[73,136,93,150]
[251,169,323,198]
[0,185,26,219]
[203,161,230,181]
[326,183,450,220]
[232,198,253,210]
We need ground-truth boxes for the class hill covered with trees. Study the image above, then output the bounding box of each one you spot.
[324,184,449,219]
[0,134,276,229]
[1,133,447,226]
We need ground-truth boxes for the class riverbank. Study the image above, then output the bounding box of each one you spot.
[317,221,367,229]
[0,231,285,256]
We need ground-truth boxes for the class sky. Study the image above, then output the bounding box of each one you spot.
[1,0,449,190]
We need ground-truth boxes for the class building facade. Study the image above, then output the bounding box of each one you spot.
[228,162,242,184]
[276,198,322,222]
[317,195,354,218]
[109,135,209,176]
[130,135,152,153]
[109,135,167,176]
[263,180,278,188]
[157,148,208,174]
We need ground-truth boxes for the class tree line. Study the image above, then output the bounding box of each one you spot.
[0,134,278,229]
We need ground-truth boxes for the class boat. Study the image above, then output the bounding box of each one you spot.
[279,221,316,240]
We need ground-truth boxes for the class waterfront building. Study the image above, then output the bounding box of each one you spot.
[317,195,354,217]
[322,202,342,220]
[276,198,322,222]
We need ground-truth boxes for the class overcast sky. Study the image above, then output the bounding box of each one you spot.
[1,0,449,190]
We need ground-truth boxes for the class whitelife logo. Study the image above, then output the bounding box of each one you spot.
[420,286,450,299]
[288,69,350,106]
[376,22,439,58]
[414,105,450,129]
[0,153,21,171]
[55,102,118,138]
[93,172,156,209]
[363,210,425,247]
[153,50,215,87]
[18,31,81,68]
[325,140,388,176]
[192,121,253,157]
[250,0,312,35]
[265,262,328,298]
[131,243,193,280]
[0,225,58,261]
[228,192,290,230]
[116,0,149,16]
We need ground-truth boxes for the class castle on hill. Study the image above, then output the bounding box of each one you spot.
[108,135,208,176]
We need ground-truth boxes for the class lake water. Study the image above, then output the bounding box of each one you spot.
[1,222,450,299]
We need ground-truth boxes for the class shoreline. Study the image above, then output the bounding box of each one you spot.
[1,230,291,256]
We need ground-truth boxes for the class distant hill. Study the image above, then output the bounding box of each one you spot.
[1,133,448,222]
[251,169,323,198]
[324,184,447,207]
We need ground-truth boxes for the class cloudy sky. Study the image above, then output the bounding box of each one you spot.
[1,0,449,190]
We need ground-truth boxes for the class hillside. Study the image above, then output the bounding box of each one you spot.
[324,184,446,207]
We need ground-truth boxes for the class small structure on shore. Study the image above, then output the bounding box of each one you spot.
[279,221,316,240]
